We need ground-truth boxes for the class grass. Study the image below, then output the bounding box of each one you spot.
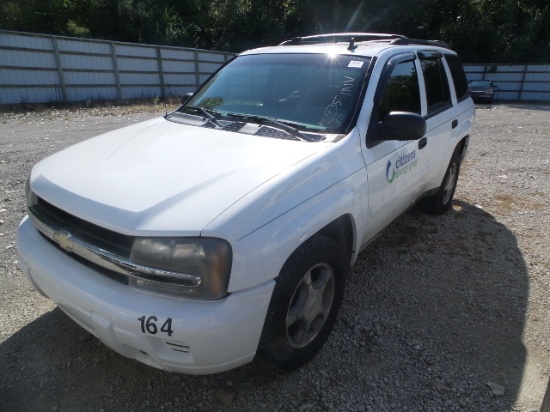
[493,193,546,215]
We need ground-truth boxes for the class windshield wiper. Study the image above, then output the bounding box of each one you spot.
[178,106,224,128]
[225,113,315,142]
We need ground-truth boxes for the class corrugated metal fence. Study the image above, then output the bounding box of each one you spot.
[0,30,234,105]
[2,30,550,104]
[464,64,550,101]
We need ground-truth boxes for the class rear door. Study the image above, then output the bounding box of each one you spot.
[417,51,461,189]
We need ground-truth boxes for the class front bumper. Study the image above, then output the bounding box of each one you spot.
[17,216,275,375]
[469,91,495,100]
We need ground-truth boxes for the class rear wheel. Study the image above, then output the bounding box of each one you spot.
[259,235,348,369]
[419,153,461,214]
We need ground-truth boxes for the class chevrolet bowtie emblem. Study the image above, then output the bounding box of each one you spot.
[53,231,75,252]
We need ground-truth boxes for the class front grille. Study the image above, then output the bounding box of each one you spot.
[29,197,201,292]
[40,233,129,285]
[35,197,133,257]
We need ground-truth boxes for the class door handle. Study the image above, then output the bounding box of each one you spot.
[452,119,458,129]
[418,137,427,149]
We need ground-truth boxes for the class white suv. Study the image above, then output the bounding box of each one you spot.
[18,33,474,374]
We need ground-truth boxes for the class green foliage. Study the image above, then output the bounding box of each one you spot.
[66,20,91,37]
[1,0,71,34]
[0,0,548,63]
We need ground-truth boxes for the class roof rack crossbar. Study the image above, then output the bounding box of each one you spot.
[279,32,451,50]
[280,32,408,46]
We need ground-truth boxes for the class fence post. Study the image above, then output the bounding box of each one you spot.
[156,46,166,98]
[194,50,201,89]
[518,64,528,101]
[110,43,122,100]
[52,37,68,102]
[481,64,487,80]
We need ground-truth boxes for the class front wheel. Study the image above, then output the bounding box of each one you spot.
[259,234,348,369]
[419,154,461,214]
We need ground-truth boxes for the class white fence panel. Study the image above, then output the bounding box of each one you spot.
[3,49,57,68]
[65,71,115,85]
[199,62,224,73]
[57,38,110,54]
[198,52,227,63]
[522,82,550,92]
[67,87,118,101]
[117,57,158,72]
[11,87,63,103]
[3,69,58,85]
[162,48,195,60]
[162,60,195,73]
[465,66,485,73]
[165,86,188,96]
[0,32,51,50]
[116,44,157,58]
[121,86,162,100]
[525,72,550,82]
[521,92,550,100]
[60,54,113,70]
[0,30,234,104]
[120,73,160,85]
[164,73,196,85]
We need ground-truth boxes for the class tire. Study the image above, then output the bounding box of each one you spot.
[259,234,348,369]
[418,153,461,214]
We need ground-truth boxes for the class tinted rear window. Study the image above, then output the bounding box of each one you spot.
[445,54,469,102]
[421,58,452,115]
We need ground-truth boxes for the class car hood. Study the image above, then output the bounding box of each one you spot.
[31,117,329,235]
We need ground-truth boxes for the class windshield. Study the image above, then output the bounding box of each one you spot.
[184,53,371,133]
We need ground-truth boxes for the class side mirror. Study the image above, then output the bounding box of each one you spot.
[182,92,194,104]
[378,112,426,141]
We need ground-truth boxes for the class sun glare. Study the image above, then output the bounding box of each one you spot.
[326,46,340,58]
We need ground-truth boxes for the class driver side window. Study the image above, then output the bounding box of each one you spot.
[378,60,421,121]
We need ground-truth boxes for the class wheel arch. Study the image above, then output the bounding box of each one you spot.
[456,134,470,162]
[272,213,356,285]
[226,172,367,293]
[317,214,356,265]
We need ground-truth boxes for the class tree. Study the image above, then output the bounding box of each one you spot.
[0,0,548,62]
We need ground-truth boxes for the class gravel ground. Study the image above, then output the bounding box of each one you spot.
[0,103,549,411]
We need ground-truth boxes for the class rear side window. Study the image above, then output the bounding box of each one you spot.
[445,54,469,102]
[420,58,452,115]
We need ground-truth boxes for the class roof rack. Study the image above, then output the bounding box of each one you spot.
[390,38,451,49]
[280,32,407,46]
[280,32,451,51]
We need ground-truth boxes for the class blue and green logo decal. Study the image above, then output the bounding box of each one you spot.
[386,150,418,183]
[386,160,396,183]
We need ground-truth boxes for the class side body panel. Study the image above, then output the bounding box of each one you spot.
[203,128,370,292]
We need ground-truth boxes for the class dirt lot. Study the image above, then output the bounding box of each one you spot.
[0,103,549,411]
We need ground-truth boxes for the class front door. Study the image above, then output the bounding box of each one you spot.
[362,53,428,241]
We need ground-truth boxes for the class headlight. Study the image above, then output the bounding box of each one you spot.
[129,237,232,300]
